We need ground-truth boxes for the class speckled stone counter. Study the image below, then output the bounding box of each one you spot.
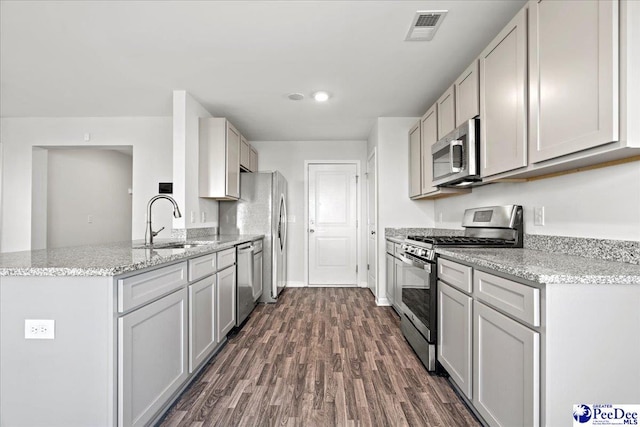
[436,247,640,285]
[0,234,263,277]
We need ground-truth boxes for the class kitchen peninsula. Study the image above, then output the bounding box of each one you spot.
[0,235,261,427]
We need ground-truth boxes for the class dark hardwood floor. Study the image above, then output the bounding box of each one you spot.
[160,287,480,426]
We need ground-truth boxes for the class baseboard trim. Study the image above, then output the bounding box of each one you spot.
[286,281,306,288]
[376,297,391,306]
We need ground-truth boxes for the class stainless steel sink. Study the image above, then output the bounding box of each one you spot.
[133,242,209,250]
[156,242,209,249]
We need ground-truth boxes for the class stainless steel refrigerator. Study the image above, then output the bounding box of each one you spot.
[219,171,287,303]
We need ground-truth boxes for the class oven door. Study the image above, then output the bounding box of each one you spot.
[397,254,437,343]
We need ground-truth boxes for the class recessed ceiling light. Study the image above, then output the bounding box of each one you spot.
[288,93,305,101]
[313,91,330,102]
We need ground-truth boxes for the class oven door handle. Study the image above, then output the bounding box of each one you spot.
[449,140,463,173]
[398,255,432,273]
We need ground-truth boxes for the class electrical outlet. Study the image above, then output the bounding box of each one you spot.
[25,319,55,339]
[201,212,206,223]
[190,211,195,224]
[288,215,296,223]
[438,212,443,222]
[534,206,545,226]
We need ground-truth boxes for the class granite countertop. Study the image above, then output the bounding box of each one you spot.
[436,247,640,285]
[0,234,263,277]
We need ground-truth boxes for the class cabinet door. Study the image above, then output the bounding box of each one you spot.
[393,258,404,313]
[529,0,618,163]
[480,7,527,177]
[455,60,480,127]
[216,265,236,342]
[408,121,422,198]
[437,85,456,139]
[226,122,240,199]
[385,253,395,306]
[438,282,472,399]
[240,135,250,170]
[473,301,540,427]
[420,104,438,195]
[249,147,258,172]
[188,276,216,373]
[118,288,188,427]
[253,250,263,301]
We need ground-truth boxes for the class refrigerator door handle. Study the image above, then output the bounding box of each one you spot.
[281,195,287,251]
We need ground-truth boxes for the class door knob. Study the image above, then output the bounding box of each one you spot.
[309,229,315,233]
[370,231,376,235]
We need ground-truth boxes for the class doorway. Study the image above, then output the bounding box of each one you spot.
[306,162,358,286]
[366,149,377,296]
[31,146,133,249]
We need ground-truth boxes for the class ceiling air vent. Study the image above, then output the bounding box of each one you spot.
[405,10,448,41]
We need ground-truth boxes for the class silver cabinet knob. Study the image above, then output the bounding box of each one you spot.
[370,230,376,235]
[309,229,315,233]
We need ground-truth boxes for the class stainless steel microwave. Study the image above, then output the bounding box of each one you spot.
[431,119,480,187]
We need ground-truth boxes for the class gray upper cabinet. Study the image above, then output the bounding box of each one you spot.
[455,60,480,127]
[528,0,618,163]
[480,6,528,178]
[420,105,438,195]
[199,118,240,200]
[408,121,422,198]
[437,85,456,140]
[249,146,259,172]
[240,135,251,171]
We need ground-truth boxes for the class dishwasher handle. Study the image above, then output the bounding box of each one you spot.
[237,245,254,255]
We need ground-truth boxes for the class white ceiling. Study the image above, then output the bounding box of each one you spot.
[0,0,526,141]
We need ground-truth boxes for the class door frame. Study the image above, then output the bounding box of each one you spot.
[366,148,378,296]
[304,160,361,287]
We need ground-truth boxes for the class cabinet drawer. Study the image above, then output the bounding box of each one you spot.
[386,241,394,254]
[118,262,187,313]
[188,253,216,282]
[253,239,263,253]
[438,258,472,293]
[217,248,236,270]
[474,270,540,327]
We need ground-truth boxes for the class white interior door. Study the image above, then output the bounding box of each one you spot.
[308,163,357,286]
[366,151,377,295]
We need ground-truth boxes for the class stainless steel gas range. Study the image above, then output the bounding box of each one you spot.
[398,205,523,371]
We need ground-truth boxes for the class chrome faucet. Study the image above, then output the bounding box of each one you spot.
[145,195,182,246]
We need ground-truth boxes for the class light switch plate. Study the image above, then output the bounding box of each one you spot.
[534,206,545,226]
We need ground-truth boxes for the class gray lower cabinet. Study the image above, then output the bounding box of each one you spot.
[188,275,217,373]
[385,252,395,307]
[473,300,540,427]
[118,288,189,427]
[216,265,236,341]
[393,257,403,312]
[437,281,472,399]
[253,249,263,300]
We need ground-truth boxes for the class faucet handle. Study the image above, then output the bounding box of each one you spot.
[152,226,165,237]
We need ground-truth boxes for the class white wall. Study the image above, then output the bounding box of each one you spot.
[368,117,435,304]
[0,117,172,252]
[172,91,218,230]
[435,160,640,240]
[47,149,132,248]
[251,140,368,286]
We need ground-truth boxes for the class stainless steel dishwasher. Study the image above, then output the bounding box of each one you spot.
[236,242,256,326]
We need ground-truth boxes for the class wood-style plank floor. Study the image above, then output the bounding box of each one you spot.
[160,287,480,426]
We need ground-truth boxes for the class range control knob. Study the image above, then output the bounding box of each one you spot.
[418,249,427,257]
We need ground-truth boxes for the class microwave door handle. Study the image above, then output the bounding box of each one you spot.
[449,140,463,173]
